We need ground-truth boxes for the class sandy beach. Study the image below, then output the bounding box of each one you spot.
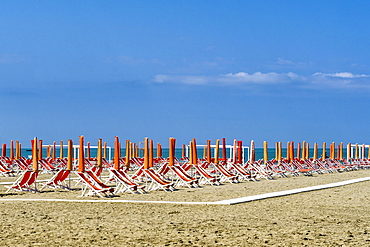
[1,169,370,246]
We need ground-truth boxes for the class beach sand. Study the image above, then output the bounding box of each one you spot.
[1,170,370,246]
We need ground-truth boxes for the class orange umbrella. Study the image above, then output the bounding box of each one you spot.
[169,138,175,166]
[207,140,211,163]
[263,141,268,164]
[78,136,85,173]
[279,142,283,161]
[355,143,359,159]
[347,143,351,160]
[143,138,149,169]
[214,139,220,164]
[103,142,107,159]
[203,145,207,160]
[362,144,365,159]
[38,140,43,160]
[296,142,301,160]
[32,137,39,172]
[60,140,64,158]
[338,142,343,160]
[305,143,310,160]
[291,141,295,159]
[87,142,91,160]
[233,139,237,163]
[1,143,6,157]
[97,138,103,168]
[322,142,326,160]
[125,140,131,168]
[192,138,198,165]
[313,143,318,160]
[52,141,56,160]
[67,139,73,171]
[275,142,279,161]
[189,141,194,165]
[157,143,162,158]
[301,141,306,160]
[222,138,227,161]
[368,145,370,159]
[114,136,120,170]
[149,139,154,168]
[9,140,14,160]
[181,144,185,159]
[47,145,51,158]
[250,140,255,163]
[15,141,20,160]
[237,141,243,164]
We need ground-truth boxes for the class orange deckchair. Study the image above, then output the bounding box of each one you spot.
[109,169,146,194]
[5,171,39,192]
[40,170,71,190]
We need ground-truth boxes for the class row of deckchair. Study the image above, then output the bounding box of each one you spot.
[3,155,370,197]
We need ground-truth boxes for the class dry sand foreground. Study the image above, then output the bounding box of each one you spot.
[1,170,370,246]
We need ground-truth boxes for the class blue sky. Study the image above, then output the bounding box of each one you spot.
[1,1,370,147]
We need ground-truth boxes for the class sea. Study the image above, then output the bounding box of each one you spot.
[4,148,357,161]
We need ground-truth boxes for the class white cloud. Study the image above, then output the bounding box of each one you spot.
[275,58,306,66]
[313,72,370,79]
[154,71,370,89]
[154,71,302,85]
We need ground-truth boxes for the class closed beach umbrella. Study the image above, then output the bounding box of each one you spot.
[296,142,301,160]
[32,137,39,172]
[347,143,351,160]
[355,143,359,159]
[38,140,43,160]
[302,141,307,160]
[250,140,255,163]
[313,143,318,160]
[60,140,64,158]
[322,142,326,160]
[189,141,194,165]
[97,139,103,168]
[149,139,154,168]
[361,144,365,159]
[47,145,51,158]
[233,139,237,163]
[143,137,149,169]
[368,145,370,159]
[339,143,343,160]
[125,140,131,168]
[2,143,6,157]
[103,142,107,159]
[52,141,56,160]
[181,144,185,159]
[114,136,120,170]
[67,139,73,171]
[222,138,227,162]
[237,141,243,164]
[214,139,220,164]
[306,143,310,160]
[15,141,20,160]
[9,140,14,160]
[87,142,91,160]
[275,142,279,160]
[192,138,198,165]
[157,143,162,158]
[169,138,175,166]
[207,140,211,163]
[263,141,268,164]
[78,136,85,173]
